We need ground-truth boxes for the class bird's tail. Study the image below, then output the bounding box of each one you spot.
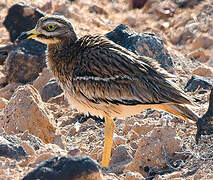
[157,104,199,123]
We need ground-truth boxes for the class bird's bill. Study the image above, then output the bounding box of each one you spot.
[16,29,39,41]
[26,29,40,39]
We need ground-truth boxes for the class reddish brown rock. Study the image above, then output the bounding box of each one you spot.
[34,153,55,165]
[2,3,47,84]
[132,122,154,135]
[20,142,35,156]
[186,48,210,63]
[33,68,53,92]
[192,66,213,78]
[52,134,66,149]
[68,149,82,156]
[0,83,21,100]
[0,97,8,109]
[113,136,127,146]
[190,34,213,50]
[110,145,132,166]
[155,7,174,19]
[47,93,69,107]
[125,126,182,177]
[0,85,56,143]
[127,130,139,141]
[89,5,108,16]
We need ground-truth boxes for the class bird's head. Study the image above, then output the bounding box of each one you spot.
[17,15,77,45]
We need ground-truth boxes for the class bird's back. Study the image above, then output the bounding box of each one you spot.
[48,34,195,118]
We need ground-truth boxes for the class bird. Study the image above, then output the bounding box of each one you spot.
[17,15,198,167]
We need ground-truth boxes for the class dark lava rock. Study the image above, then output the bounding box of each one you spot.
[40,78,63,102]
[2,3,47,84]
[106,24,174,73]
[78,113,105,124]
[0,136,26,159]
[196,88,213,143]
[89,5,108,16]
[4,39,46,84]
[0,44,14,65]
[184,75,213,93]
[129,0,148,9]
[3,2,45,42]
[0,51,8,65]
[23,156,102,180]
[174,0,204,8]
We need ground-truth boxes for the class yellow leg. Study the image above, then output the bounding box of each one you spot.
[101,116,115,167]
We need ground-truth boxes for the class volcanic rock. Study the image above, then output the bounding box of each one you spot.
[196,88,213,142]
[0,85,56,143]
[3,2,44,42]
[129,0,148,9]
[40,78,63,102]
[23,156,102,180]
[4,39,46,84]
[0,44,14,65]
[33,68,54,92]
[106,24,174,73]
[185,75,213,92]
[0,136,26,159]
[126,126,182,177]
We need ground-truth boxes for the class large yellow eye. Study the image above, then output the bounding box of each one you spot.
[46,24,56,32]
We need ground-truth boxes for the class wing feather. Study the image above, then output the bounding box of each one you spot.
[71,36,192,105]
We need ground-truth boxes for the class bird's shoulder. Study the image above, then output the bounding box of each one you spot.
[70,35,191,105]
[75,34,173,80]
[77,35,112,48]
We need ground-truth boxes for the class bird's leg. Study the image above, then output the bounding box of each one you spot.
[101,116,115,167]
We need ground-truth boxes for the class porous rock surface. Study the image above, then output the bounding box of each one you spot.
[0,0,212,179]
[106,24,174,73]
[2,2,46,84]
[185,75,213,92]
[4,39,46,84]
[0,85,56,143]
[126,126,182,177]
[3,2,44,42]
[23,156,102,180]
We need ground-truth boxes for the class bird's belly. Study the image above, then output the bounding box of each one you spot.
[65,93,162,118]
[65,93,106,117]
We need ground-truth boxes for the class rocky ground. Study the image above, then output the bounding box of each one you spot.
[0,0,213,179]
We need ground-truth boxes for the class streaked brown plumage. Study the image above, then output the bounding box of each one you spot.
[18,15,198,167]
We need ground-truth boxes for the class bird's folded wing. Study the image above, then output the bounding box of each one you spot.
[72,40,192,105]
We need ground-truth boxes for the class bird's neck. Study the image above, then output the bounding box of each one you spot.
[47,37,78,79]
[48,37,78,60]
